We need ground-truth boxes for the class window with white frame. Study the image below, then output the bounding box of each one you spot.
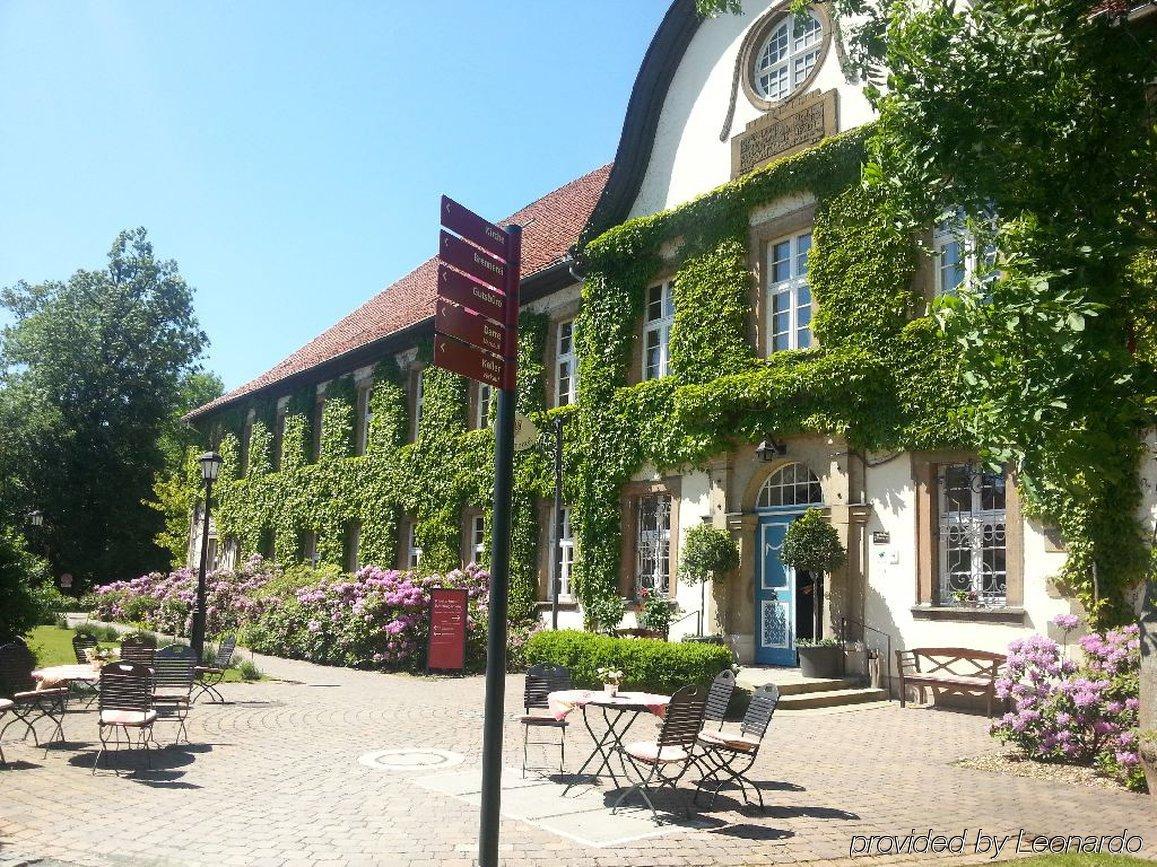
[411,369,424,441]
[470,514,485,566]
[753,11,824,102]
[933,209,998,296]
[553,506,574,601]
[643,281,674,380]
[354,384,373,455]
[406,521,422,570]
[635,493,672,596]
[767,231,813,353]
[756,462,823,508]
[938,462,1007,606]
[475,382,493,429]
[556,320,577,406]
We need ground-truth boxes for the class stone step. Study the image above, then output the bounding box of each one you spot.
[776,687,889,711]
[735,667,864,695]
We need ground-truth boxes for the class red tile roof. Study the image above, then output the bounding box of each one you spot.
[189,164,612,420]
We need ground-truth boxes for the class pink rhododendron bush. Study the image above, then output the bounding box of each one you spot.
[990,619,1143,790]
[92,555,275,638]
[92,557,490,671]
[240,564,489,669]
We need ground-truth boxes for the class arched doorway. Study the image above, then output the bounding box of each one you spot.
[752,462,823,666]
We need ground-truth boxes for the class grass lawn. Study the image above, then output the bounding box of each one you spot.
[24,625,259,682]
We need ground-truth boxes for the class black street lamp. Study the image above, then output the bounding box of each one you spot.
[191,451,223,659]
[27,510,44,528]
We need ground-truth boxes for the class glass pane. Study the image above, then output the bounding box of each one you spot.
[663,283,675,319]
[797,234,811,276]
[647,286,663,322]
[981,473,1006,511]
[771,242,791,283]
[943,465,972,514]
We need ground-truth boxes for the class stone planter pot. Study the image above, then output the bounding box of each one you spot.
[797,645,843,678]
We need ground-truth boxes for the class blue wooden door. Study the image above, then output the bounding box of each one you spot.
[755,515,797,666]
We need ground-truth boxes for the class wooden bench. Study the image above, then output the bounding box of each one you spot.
[895,647,1006,716]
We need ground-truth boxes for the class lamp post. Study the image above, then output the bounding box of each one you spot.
[28,510,43,528]
[550,415,567,630]
[191,451,223,660]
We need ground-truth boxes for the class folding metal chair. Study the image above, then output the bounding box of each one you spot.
[694,683,780,809]
[119,636,155,667]
[0,640,68,754]
[72,634,98,664]
[152,645,196,745]
[611,683,707,820]
[193,635,236,704]
[520,663,571,777]
[0,697,12,767]
[703,668,736,731]
[93,661,156,774]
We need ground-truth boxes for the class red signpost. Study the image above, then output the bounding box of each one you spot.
[434,195,520,867]
[427,587,469,672]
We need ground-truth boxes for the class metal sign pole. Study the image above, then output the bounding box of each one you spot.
[551,415,564,630]
[477,223,520,867]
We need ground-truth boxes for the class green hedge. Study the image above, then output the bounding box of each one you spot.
[525,629,734,695]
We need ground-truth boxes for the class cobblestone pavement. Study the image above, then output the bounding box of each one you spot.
[1,651,1153,866]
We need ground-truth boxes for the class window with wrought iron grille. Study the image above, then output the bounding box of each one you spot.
[766,231,813,353]
[753,11,824,102]
[643,282,674,380]
[938,463,1007,606]
[635,494,672,596]
[556,320,577,406]
[756,462,822,508]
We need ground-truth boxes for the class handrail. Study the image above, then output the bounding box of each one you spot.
[840,615,893,701]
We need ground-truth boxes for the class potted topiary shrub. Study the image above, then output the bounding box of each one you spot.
[583,594,627,634]
[796,637,844,678]
[679,523,740,638]
[780,508,847,674]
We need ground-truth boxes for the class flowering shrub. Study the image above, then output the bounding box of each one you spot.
[241,564,489,670]
[990,621,1143,790]
[92,555,277,638]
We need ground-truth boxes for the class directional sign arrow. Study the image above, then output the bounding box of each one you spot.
[434,332,506,389]
[440,230,507,291]
[437,264,507,323]
[436,297,506,356]
[441,195,508,260]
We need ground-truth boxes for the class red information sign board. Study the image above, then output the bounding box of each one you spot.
[427,587,469,672]
[437,264,507,322]
[434,333,506,389]
[441,195,508,260]
[440,230,506,290]
[436,297,505,355]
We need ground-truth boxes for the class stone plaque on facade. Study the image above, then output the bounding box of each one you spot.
[731,89,838,178]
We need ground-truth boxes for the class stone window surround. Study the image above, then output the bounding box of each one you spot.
[912,451,1024,611]
[618,477,682,600]
[738,1,833,112]
[545,299,582,407]
[748,202,817,357]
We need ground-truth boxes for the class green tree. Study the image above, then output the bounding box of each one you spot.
[0,228,209,586]
[149,371,224,567]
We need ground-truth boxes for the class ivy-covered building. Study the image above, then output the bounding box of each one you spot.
[188,0,1154,668]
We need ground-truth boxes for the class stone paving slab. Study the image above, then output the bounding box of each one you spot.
[1,646,1154,866]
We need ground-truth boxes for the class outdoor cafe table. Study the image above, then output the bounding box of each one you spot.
[547,689,670,792]
[31,664,100,690]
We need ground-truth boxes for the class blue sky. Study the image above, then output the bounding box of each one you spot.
[0,2,669,391]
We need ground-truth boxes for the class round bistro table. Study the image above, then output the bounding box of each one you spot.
[547,689,670,792]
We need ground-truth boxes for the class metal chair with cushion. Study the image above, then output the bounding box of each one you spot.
[0,697,12,767]
[703,668,736,732]
[520,663,571,777]
[193,635,235,704]
[152,645,197,745]
[612,682,708,819]
[119,636,155,667]
[72,634,98,664]
[694,683,780,809]
[93,661,156,774]
[0,640,68,753]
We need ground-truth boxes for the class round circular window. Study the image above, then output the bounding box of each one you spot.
[741,6,831,109]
